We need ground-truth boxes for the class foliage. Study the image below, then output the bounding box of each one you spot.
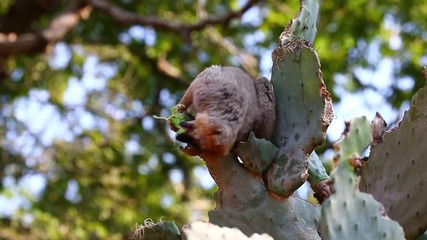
[154,105,192,135]
[0,0,426,239]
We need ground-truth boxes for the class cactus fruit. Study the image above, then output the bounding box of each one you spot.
[320,117,405,240]
[360,79,427,239]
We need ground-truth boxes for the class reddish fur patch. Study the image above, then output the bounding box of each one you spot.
[181,146,201,156]
[192,113,229,156]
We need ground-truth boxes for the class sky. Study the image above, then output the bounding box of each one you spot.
[0,3,420,221]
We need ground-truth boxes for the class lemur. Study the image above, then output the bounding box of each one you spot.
[170,66,276,157]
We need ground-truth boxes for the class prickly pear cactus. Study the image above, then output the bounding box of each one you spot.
[183,221,273,240]
[137,1,427,239]
[308,151,329,187]
[360,78,427,239]
[266,0,333,199]
[133,220,273,240]
[206,142,321,239]
[198,0,331,238]
[235,132,278,174]
[320,117,405,240]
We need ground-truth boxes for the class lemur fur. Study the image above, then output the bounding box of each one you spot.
[172,66,276,157]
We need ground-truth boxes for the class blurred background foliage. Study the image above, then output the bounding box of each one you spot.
[0,0,425,239]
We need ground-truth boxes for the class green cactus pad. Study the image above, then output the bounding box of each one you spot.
[266,0,333,197]
[205,153,321,240]
[308,151,330,188]
[132,219,180,240]
[417,231,427,240]
[279,0,319,45]
[183,221,273,240]
[235,132,278,174]
[333,117,372,168]
[308,151,331,202]
[320,117,405,240]
[266,42,333,197]
[361,80,427,239]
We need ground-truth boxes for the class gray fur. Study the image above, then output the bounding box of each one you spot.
[177,66,276,156]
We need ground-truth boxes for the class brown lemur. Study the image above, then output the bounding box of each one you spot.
[170,66,276,157]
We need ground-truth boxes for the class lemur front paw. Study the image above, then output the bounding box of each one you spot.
[175,114,231,157]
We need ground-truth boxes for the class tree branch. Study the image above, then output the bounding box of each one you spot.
[0,0,90,57]
[89,0,261,39]
[0,0,63,34]
[0,0,261,57]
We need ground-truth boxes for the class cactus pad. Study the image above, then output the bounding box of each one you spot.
[205,151,321,240]
[235,132,278,174]
[266,42,333,197]
[308,151,331,202]
[204,1,328,237]
[320,117,405,240]
[264,0,332,198]
[183,221,273,240]
[361,80,427,239]
[132,219,180,240]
